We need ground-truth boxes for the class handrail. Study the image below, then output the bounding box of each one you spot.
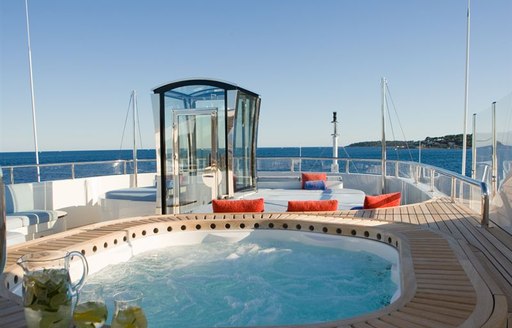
[3,158,156,184]
[258,156,490,226]
[5,156,490,226]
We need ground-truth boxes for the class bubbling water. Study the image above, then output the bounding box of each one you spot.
[87,232,398,327]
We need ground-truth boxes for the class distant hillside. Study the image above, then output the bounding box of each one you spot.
[348,134,472,149]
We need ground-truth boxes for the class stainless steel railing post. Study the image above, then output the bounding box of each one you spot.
[430,169,435,192]
[480,182,490,227]
[451,176,456,202]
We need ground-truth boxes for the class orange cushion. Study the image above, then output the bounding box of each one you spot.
[363,192,401,209]
[301,173,327,189]
[287,200,338,212]
[212,198,264,213]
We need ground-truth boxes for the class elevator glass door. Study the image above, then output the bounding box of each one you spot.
[171,109,218,213]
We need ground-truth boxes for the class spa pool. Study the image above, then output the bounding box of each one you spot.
[80,230,400,327]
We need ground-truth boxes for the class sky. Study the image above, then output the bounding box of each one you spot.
[1,0,511,152]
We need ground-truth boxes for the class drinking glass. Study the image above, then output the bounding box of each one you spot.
[111,291,147,328]
[73,283,108,328]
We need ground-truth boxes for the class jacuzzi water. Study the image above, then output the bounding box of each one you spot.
[81,230,399,327]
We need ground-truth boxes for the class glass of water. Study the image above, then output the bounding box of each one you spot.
[73,283,108,328]
[111,291,147,328]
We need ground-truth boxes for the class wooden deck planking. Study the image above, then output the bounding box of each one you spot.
[1,198,511,327]
[444,209,512,313]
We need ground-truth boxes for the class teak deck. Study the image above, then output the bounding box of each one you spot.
[1,197,511,327]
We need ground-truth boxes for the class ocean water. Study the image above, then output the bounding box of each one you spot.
[0,147,470,184]
[257,147,470,174]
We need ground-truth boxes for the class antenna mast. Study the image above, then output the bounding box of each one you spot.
[132,90,138,187]
[381,77,387,193]
[462,0,471,176]
[25,0,40,182]
[331,112,339,172]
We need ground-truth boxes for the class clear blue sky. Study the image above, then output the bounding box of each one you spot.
[1,0,511,151]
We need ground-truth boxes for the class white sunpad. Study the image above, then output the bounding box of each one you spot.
[191,188,365,213]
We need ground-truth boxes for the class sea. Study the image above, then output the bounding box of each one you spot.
[0,147,470,184]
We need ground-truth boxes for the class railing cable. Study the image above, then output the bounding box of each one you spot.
[386,85,415,162]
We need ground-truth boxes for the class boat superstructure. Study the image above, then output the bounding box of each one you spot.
[1,79,512,327]
[0,78,502,245]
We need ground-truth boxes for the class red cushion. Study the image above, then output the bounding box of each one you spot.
[301,173,327,189]
[212,198,264,213]
[287,200,338,212]
[363,192,401,209]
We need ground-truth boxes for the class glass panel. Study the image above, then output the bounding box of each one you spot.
[165,85,228,199]
[233,93,257,191]
[164,86,225,110]
[172,111,218,213]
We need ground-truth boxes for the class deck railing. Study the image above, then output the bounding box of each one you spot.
[2,159,156,185]
[257,157,490,226]
[3,157,489,226]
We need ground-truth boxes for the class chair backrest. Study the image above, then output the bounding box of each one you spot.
[5,184,35,213]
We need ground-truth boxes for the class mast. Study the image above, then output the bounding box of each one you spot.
[381,77,387,194]
[331,112,339,172]
[25,0,40,182]
[132,90,138,187]
[462,0,471,176]
[492,102,497,196]
[471,113,477,179]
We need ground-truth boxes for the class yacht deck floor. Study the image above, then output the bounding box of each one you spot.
[1,197,511,327]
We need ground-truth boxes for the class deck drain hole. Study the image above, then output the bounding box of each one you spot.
[254,223,260,229]
[181,225,187,231]
[309,225,315,231]
[167,226,172,232]
[395,241,399,247]
[210,223,216,229]
[123,236,127,242]
[351,230,357,236]
[269,223,274,228]
[364,231,370,237]
[376,233,382,240]
[296,224,302,230]
[132,233,136,239]
[283,223,288,229]
[93,246,97,253]
[196,224,201,230]
[322,227,328,233]
[142,230,147,236]
[14,275,18,284]
[388,237,392,244]
[153,228,159,234]
[114,239,118,245]
[225,223,231,229]
[81,250,86,255]
[103,242,108,248]
[240,223,245,229]
[336,228,342,234]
